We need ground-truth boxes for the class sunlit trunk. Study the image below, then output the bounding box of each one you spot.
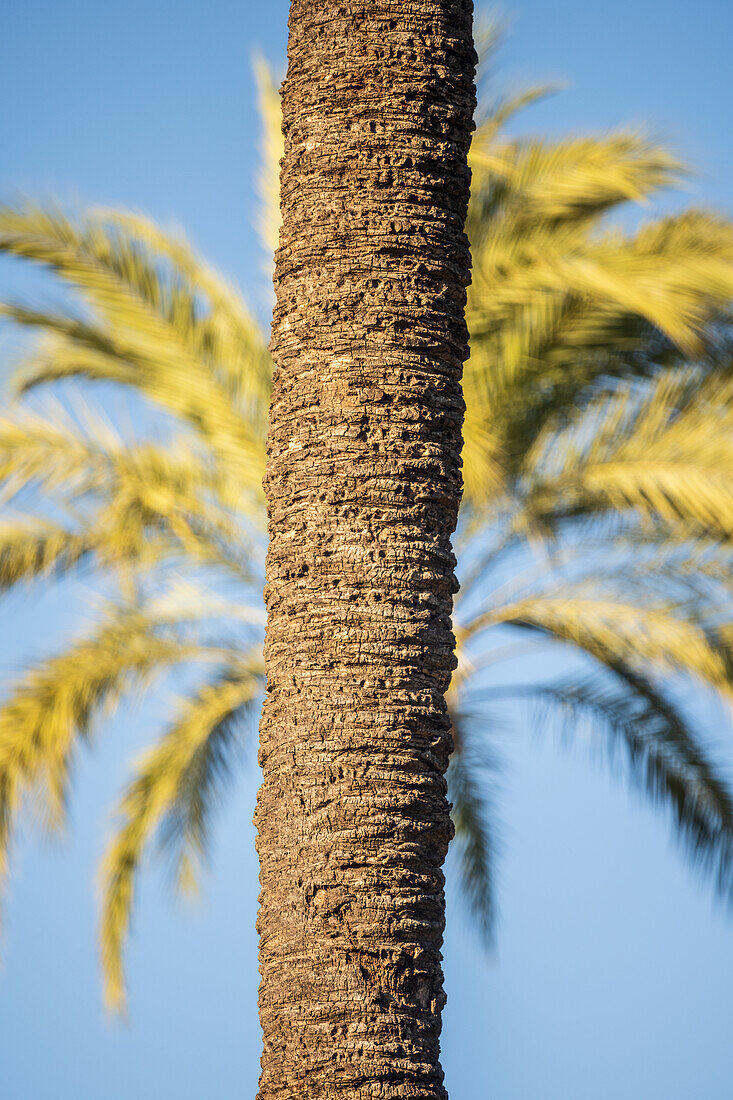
[255,3,476,1095]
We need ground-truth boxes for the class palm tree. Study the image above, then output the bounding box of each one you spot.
[256,8,477,1093]
[0,23,732,1089]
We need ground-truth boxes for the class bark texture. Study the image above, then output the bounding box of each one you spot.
[256,4,476,1096]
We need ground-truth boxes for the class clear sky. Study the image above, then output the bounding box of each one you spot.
[1,2,732,1098]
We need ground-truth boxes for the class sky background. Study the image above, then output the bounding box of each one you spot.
[2,1,733,1097]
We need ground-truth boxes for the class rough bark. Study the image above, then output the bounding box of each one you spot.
[255,3,476,1097]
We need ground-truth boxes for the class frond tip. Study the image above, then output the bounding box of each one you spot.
[98,661,262,1013]
[517,669,733,900]
[447,719,499,945]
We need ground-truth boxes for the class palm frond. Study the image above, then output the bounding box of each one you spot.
[0,203,268,493]
[447,714,499,945]
[470,131,682,224]
[465,592,731,696]
[0,517,91,589]
[523,371,733,540]
[0,403,258,583]
[463,115,733,505]
[512,669,733,899]
[94,208,273,414]
[99,659,263,1011]
[0,604,224,917]
[529,212,733,355]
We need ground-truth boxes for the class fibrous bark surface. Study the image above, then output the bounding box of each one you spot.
[256,3,476,1097]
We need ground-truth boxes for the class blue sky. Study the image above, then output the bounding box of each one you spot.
[2,2,733,1097]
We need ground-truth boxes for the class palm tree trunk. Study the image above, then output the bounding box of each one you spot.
[255,3,476,1096]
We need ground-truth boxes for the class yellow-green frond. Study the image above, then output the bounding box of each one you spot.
[0,202,269,493]
[523,372,733,539]
[0,400,260,582]
[471,132,683,225]
[527,212,733,355]
[0,517,91,589]
[0,605,221,918]
[99,659,263,1011]
[465,593,730,695]
[94,208,273,414]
